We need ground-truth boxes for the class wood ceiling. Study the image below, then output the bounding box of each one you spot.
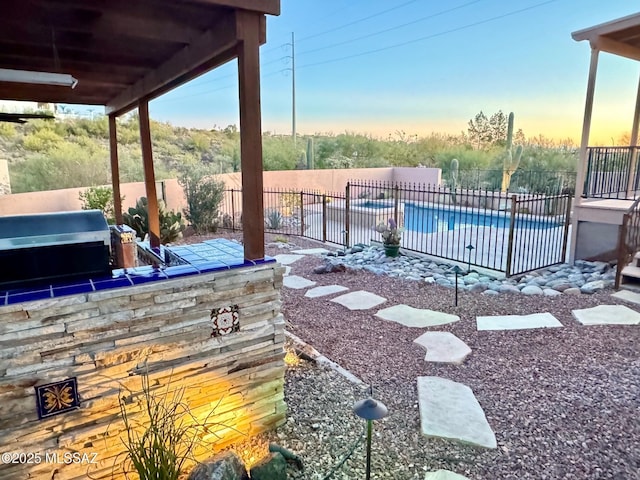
[0,0,279,115]
[572,12,640,62]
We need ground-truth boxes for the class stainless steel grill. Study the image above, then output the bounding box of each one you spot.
[0,210,111,289]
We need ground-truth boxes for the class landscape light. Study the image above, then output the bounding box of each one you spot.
[353,396,388,480]
[0,68,78,89]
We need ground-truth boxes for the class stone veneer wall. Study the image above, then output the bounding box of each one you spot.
[0,264,286,480]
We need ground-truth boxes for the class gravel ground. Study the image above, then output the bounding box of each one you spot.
[183,233,640,480]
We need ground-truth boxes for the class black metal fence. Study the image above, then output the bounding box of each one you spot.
[583,146,639,199]
[446,169,576,195]
[217,180,571,276]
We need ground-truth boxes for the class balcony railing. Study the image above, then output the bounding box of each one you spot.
[583,146,640,199]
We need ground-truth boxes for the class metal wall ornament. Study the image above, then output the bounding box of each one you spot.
[35,377,80,419]
[211,305,240,337]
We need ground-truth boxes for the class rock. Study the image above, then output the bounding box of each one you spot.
[521,285,543,295]
[498,285,521,294]
[564,287,582,295]
[543,288,562,297]
[580,280,606,294]
[188,451,248,480]
[550,282,572,292]
[350,245,364,253]
[469,283,488,293]
[250,452,287,480]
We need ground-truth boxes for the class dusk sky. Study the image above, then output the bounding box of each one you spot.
[152,2,636,143]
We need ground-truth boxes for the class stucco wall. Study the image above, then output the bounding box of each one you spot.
[0,168,442,216]
[0,264,286,480]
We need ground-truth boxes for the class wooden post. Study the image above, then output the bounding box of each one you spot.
[237,10,265,260]
[570,46,599,263]
[627,72,640,198]
[108,114,123,225]
[138,100,161,249]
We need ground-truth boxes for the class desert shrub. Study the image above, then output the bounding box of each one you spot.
[177,164,225,234]
[265,209,283,229]
[79,186,124,223]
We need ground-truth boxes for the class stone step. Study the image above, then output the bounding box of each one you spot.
[417,376,496,449]
[621,264,640,279]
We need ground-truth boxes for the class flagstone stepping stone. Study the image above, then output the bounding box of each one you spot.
[274,254,305,265]
[283,275,317,289]
[304,285,349,298]
[424,470,470,480]
[413,332,471,364]
[293,248,331,255]
[476,312,562,331]
[283,266,291,276]
[417,376,497,449]
[330,291,386,310]
[375,304,459,328]
[572,304,640,326]
[611,290,640,306]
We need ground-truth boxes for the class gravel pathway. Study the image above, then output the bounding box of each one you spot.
[184,234,640,479]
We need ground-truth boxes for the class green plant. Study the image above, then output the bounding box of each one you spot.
[116,369,233,480]
[178,164,225,234]
[123,197,185,244]
[374,218,403,245]
[273,235,288,243]
[265,209,283,229]
[501,112,523,192]
[450,158,459,204]
[306,137,315,169]
[79,186,123,223]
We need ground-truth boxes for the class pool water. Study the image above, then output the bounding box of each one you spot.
[404,203,563,234]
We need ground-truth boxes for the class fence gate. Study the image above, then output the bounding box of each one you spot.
[505,194,572,276]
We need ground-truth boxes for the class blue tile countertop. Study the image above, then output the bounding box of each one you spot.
[0,238,275,306]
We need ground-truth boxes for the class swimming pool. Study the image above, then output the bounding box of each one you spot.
[404,203,563,234]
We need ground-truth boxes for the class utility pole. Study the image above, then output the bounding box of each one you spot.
[291,32,296,146]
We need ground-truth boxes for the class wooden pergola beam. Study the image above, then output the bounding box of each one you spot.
[106,14,238,116]
[108,115,124,226]
[190,0,280,15]
[237,10,265,260]
[138,101,161,249]
[592,37,640,62]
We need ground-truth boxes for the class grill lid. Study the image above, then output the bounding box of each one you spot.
[0,210,110,251]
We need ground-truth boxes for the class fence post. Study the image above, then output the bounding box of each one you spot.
[505,195,518,276]
[230,189,236,232]
[393,184,400,226]
[345,183,351,248]
[560,195,572,264]
[299,191,305,236]
[322,194,327,242]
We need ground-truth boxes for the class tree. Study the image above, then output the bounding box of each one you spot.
[467,111,492,149]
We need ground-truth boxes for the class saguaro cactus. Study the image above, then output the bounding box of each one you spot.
[450,158,459,204]
[500,112,522,192]
[306,137,315,170]
[501,112,523,192]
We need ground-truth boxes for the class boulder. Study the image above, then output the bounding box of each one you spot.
[250,452,287,480]
[187,451,248,480]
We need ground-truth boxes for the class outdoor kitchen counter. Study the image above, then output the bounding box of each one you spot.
[0,238,274,306]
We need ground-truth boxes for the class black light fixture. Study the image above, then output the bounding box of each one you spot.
[353,396,388,480]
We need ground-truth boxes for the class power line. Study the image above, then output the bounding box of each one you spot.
[298,0,561,70]
[298,0,486,56]
[297,0,422,43]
